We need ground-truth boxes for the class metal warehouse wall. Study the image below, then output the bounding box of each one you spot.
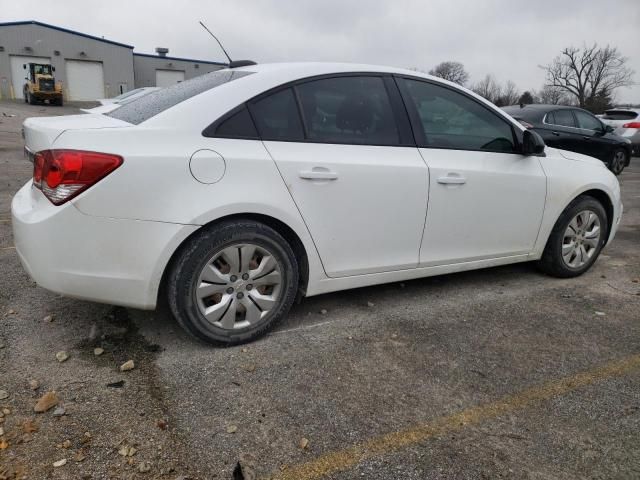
[0,22,134,99]
[133,54,224,88]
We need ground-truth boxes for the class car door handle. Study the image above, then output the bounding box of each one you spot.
[437,175,466,185]
[299,169,338,180]
[582,136,591,140]
[551,131,560,136]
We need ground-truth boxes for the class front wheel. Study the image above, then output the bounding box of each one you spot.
[537,196,608,278]
[609,148,627,175]
[167,220,299,345]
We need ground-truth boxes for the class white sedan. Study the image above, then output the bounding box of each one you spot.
[12,62,623,345]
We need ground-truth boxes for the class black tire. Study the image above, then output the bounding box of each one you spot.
[609,148,627,175]
[167,220,299,345]
[27,92,37,105]
[537,195,608,278]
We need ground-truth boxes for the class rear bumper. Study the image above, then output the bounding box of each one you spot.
[614,130,640,156]
[11,182,197,309]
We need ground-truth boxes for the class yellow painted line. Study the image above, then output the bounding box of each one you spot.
[271,353,640,480]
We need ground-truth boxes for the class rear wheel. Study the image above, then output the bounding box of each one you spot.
[167,220,299,345]
[609,148,627,175]
[27,92,37,105]
[537,196,608,277]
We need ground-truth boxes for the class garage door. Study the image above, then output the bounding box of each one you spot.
[65,60,105,101]
[10,56,51,99]
[156,70,185,88]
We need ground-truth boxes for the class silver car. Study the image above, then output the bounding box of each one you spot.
[600,108,640,156]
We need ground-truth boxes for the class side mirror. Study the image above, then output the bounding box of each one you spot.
[603,124,614,133]
[522,130,546,156]
[52,66,56,72]
[23,64,26,69]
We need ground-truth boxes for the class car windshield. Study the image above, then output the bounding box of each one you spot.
[33,64,52,75]
[108,70,253,125]
[602,110,638,121]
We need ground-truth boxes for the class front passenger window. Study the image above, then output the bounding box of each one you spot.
[399,78,516,153]
[574,110,603,131]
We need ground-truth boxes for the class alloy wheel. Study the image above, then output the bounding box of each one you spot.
[194,243,282,330]
[611,150,626,174]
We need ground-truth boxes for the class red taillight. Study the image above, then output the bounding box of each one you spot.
[32,149,123,205]
[622,122,640,129]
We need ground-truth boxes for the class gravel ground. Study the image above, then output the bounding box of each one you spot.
[1,100,639,479]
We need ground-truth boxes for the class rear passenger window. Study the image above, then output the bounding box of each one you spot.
[545,112,555,125]
[551,110,576,128]
[399,78,516,153]
[249,88,304,141]
[295,76,400,145]
[204,105,258,139]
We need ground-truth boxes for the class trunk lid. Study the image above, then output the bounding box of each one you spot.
[23,114,132,153]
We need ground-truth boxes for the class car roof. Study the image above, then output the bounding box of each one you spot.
[605,107,640,113]
[502,104,580,122]
[238,61,428,77]
[129,62,525,131]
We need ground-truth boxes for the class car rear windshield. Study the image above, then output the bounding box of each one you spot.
[602,110,638,120]
[107,70,253,125]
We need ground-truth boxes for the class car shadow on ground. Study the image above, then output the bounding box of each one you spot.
[133,261,542,349]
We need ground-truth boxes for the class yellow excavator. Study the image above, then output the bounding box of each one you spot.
[23,63,63,106]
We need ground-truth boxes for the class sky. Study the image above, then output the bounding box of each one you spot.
[3,0,640,103]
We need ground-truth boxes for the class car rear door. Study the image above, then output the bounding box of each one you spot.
[396,77,546,266]
[250,75,429,278]
[541,109,583,152]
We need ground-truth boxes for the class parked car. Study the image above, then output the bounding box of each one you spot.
[81,87,161,114]
[599,108,640,157]
[502,104,632,175]
[13,63,622,345]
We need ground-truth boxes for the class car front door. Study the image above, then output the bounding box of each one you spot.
[396,77,546,266]
[573,109,611,161]
[249,76,429,278]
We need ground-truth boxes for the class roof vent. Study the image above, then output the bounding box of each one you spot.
[155,47,169,57]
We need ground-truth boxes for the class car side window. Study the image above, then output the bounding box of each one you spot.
[574,110,603,131]
[248,88,304,141]
[204,105,259,139]
[399,78,516,153]
[545,112,555,125]
[551,110,576,128]
[295,76,400,145]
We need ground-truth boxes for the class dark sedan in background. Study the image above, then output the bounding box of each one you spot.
[502,104,633,175]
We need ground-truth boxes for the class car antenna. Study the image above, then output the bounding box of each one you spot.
[199,21,257,68]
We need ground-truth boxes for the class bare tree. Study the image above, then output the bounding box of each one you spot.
[496,80,520,106]
[538,85,569,105]
[542,44,634,108]
[428,61,469,85]
[471,75,502,104]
